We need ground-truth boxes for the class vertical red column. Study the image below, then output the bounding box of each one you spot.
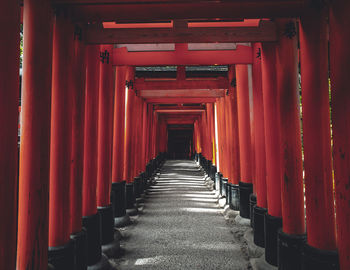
[226,66,241,210]
[124,67,138,216]
[330,1,350,269]
[251,43,268,248]
[275,18,306,269]
[82,45,106,267]
[236,64,253,218]
[48,13,74,269]
[0,1,20,269]
[97,44,118,254]
[17,0,53,269]
[141,101,148,169]
[69,31,87,269]
[261,42,282,266]
[299,7,338,270]
[111,66,129,227]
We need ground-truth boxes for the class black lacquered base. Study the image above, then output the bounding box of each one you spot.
[301,243,339,270]
[253,206,267,248]
[264,213,282,266]
[239,182,253,218]
[126,182,138,216]
[221,177,228,198]
[98,205,114,245]
[230,184,240,210]
[111,181,126,218]
[70,229,88,270]
[226,183,232,206]
[277,229,306,270]
[134,177,141,198]
[87,254,111,270]
[249,194,257,228]
[114,214,131,228]
[48,239,75,270]
[82,213,102,266]
[215,172,221,193]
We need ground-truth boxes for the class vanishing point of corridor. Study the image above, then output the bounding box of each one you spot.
[112,160,250,270]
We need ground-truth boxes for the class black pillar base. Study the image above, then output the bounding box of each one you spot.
[221,177,228,197]
[277,229,306,270]
[230,184,240,210]
[264,213,282,266]
[126,182,138,216]
[301,243,339,270]
[253,206,267,248]
[226,183,232,206]
[249,194,257,228]
[98,205,114,245]
[114,214,131,228]
[48,239,75,270]
[111,181,126,218]
[239,182,253,218]
[134,177,141,198]
[82,213,102,266]
[215,172,221,193]
[70,229,88,270]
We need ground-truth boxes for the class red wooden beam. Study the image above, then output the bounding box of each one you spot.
[113,45,252,66]
[67,2,304,22]
[139,89,225,98]
[146,97,216,104]
[135,77,228,91]
[85,21,277,44]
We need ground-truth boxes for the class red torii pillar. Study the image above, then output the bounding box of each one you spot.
[236,64,253,218]
[82,45,109,268]
[330,1,350,269]
[97,44,120,257]
[69,33,87,270]
[111,66,129,227]
[276,18,306,269]
[17,0,53,269]
[48,13,74,269]
[207,103,216,165]
[141,101,148,169]
[261,42,282,266]
[251,43,268,248]
[124,67,138,216]
[300,7,338,270]
[226,65,241,210]
[0,1,20,269]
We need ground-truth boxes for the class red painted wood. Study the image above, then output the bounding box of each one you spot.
[82,45,100,217]
[276,19,305,235]
[0,1,20,269]
[70,38,86,234]
[252,43,267,208]
[217,98,227,177]
[49,15,74,247]
[112,66,126,183]
[112,45,253,66]
[236,65,253,183]
[207,103,216,165]
[224,95,234,183]
[261,43,282,218]
[17,0,53,268]
[97,45,114,207]
[146,98,216,104]
[330,0,350,268]
[141,101,148,169]
[300,10,336,250]
[123,67,135,182]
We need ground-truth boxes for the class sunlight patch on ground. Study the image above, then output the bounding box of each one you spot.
[134,256,168,266]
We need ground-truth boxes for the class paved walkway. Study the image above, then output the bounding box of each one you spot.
[111,160,250,270]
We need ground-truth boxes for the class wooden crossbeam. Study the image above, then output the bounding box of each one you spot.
[63,1,304,22]
[112,45,253,65]
[85,21,277,44]
[135,78,228,91]
[139,89,225,98]
[146,98,216,104]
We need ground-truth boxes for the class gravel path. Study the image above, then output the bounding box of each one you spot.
[111,160,250,270]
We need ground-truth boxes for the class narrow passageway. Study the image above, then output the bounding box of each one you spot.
[112,160,249,270]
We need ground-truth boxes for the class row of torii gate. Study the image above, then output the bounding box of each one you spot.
[1,0,350,270]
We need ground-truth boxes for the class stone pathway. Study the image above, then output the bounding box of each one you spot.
[110,160,252,270]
